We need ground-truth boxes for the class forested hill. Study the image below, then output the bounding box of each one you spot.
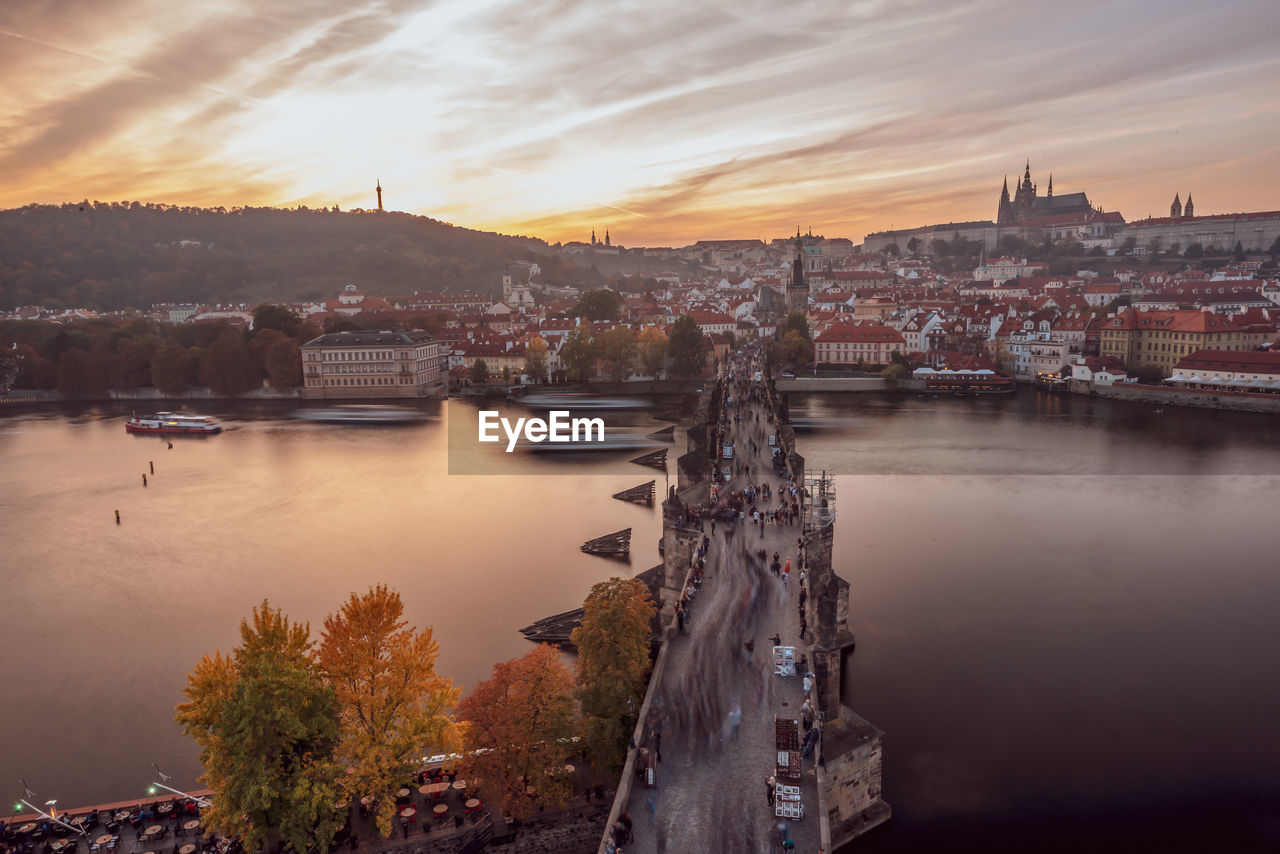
[0,202,587,311]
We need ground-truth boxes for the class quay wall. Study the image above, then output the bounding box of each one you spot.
[776,377,888,392]
[1072,380,1280,414]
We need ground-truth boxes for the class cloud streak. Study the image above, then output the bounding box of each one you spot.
[1,0,1277,245]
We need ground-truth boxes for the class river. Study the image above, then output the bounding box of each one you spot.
[0,398,670,809]
[791,390,1280,852]
[2,390,1278,851]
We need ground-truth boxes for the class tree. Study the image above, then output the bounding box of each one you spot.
[1185,243,1204,259]
[597,326,636,382]
[882,243,900,258]
[471,358,489,385]
[174,602,342,854]
[778,329,813,368]
[199,330,259,395]
[252,304,301,338]
[1121,236,1137,254]
[1268,235,1280,259]
[667,316,705,377]
[265,337,302,389]
[570,288,622,321]
[638,326,667,377]
[571,577,655,774]
[781,311,810,343]
[151,344,191,394]
[906,236,921,256]
[1234,241,1246,262]
[455,644,577,820]
[318,585,459,837]
[562,325,596,382]
[523,336,549,383]
[57,346,108,397]
[880,362,907,385]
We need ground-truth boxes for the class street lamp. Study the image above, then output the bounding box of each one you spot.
[148,765,211,808]
[13,781,85,836]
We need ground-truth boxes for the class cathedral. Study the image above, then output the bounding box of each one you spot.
[997,161,1095,225]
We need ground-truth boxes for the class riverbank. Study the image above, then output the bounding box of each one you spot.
[1070,379,1280,414]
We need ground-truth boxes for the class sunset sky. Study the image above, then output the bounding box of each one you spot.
[2,0,1278,246]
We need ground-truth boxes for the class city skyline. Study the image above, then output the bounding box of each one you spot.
[2,0,1279,246]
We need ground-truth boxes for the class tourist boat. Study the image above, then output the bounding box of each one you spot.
[125,412,222,434]
[291,405,433,424]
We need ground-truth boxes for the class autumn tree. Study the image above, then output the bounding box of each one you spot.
[265,337,302,389]
[638,326,667,377]
[174,602,342,854]
[199,329,259,395]
[56,346,108,397]
[318,585,459,837]
[523,336,549,383]
[455,644,577,819]
[562,325,596,382]
[252,303,301,338]
[151,344,191,394]
[571,288,622,321]
[667,316,706,377]
[471,358,489,385]
[571,577,655,773]
[597,326,636,382]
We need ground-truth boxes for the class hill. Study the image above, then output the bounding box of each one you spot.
[0,202,599,311]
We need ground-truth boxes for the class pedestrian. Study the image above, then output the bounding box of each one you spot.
[677,605,685,634]
[766,775,776,807]
[646,793,656,825]
[803,671,815,696]
[799,618,807,640]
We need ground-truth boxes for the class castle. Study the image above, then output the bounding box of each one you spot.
[997,161,1095,225]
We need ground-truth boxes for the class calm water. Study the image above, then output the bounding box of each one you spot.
[3,390,1279,851]
[0,399,670,808]
[790,391,1280,852]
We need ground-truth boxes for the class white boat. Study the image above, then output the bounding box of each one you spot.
[292,405,433,424]
[125,412,222,434]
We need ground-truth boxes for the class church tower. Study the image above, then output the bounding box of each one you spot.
[786,235,808,314]
[1013,160,1037,218]
[605,229,611,247]
[1184,194,1194,217]
[502,266,514,304]
[1047,173,1054,198]
[1170,193,1182,218]
[376,179,383,212]
[591,229,597,246]
[997,175,1012,224]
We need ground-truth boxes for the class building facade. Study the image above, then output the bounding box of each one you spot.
[301,330,445,399]
[814,322,906,366]
[1099,310,1245,376]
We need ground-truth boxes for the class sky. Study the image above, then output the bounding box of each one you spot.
[2,0,1278,246]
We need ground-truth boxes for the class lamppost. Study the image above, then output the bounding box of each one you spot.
[148,766,211,808]
[13,781,85,836]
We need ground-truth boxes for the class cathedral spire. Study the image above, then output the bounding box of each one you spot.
[1047,173,1053,198]
[1184,194,1194,217]
[1170,193,1182,218]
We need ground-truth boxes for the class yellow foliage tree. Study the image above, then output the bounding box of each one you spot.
[571,577,655,773]
[175,602,342,854]
[317,585,460,837]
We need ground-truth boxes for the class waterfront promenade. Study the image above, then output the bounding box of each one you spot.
[615,356,822,853]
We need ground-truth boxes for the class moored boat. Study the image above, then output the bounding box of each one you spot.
[291,405,432,424]
[125,412,222,434]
